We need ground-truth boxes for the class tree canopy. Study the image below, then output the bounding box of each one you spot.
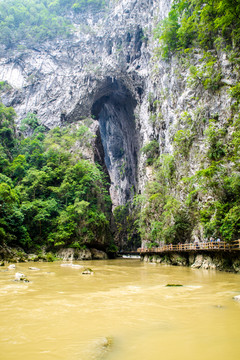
[0,103,112,252]
[0,0,107,48]
[154,0,240,59]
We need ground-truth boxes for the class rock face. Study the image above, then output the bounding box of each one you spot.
[57,247,108,260]
[0,0,171,207]
[57,248,92,261]
[92,78,139,206]
[141,252,240,273]
[0,0,238,246]
[90,248,108,260]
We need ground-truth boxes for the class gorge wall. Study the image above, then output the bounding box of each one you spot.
[141,251,240,273]
[0,0,239,249]
[0,0,171,207]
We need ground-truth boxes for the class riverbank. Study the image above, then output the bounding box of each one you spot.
[0,245,108,264]
[141,251,240,273]
[2,244,240,273]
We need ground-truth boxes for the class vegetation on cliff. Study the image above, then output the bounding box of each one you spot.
[1,0,240,252]
[0,103,112,252]
[0,0,107,49]
[138,0,240,247]
[154,0,240,59]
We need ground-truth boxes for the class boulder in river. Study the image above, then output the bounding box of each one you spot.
[82,268,93,275]
[87,336,113,359]
[8,264,16,269]
[29,267,40,271]
[233,295,240,302]
[14,272,29,282]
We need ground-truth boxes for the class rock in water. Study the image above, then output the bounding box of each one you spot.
[61,263,83,268]
[71,264,83,269]
[233,295,240,302]
[8,264,16,269]
[14,272,29,282]
[60,263,73,267]
[87,336,114,359]
[29,267,40,271]
[82,268,93,275]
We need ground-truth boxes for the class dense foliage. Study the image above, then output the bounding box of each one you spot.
[154,0,240,59]
[0,0,107,48]
[0,103,112,252]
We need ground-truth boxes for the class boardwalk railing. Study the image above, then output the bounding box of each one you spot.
[137,240,240,253]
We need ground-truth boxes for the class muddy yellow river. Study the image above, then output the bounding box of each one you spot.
[0,259,240,360]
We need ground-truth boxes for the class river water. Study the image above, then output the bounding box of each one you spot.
[0,259,240,360]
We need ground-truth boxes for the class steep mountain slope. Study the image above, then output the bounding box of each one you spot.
[1,0,240,250]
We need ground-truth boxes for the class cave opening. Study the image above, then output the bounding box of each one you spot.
[91,77,139,208]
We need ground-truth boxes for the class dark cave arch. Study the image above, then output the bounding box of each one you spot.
[91,77,139,206]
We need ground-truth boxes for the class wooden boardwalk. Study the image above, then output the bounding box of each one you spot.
[137,240,240,254]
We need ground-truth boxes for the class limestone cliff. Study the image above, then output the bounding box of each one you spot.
[0,0,171,208]
[0,0,239,246]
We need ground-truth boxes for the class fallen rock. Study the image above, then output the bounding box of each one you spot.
[8,264,16,269]
[82,268,93,275]
[14,272,29,282]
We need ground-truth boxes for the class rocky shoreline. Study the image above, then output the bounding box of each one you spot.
[2,244,240,274]
[0,245,108,264]
[141,251,240,273]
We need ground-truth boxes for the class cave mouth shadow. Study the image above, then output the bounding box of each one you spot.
[91,77,139,206]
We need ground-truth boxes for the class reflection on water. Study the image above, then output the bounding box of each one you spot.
[0,259,240,360]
